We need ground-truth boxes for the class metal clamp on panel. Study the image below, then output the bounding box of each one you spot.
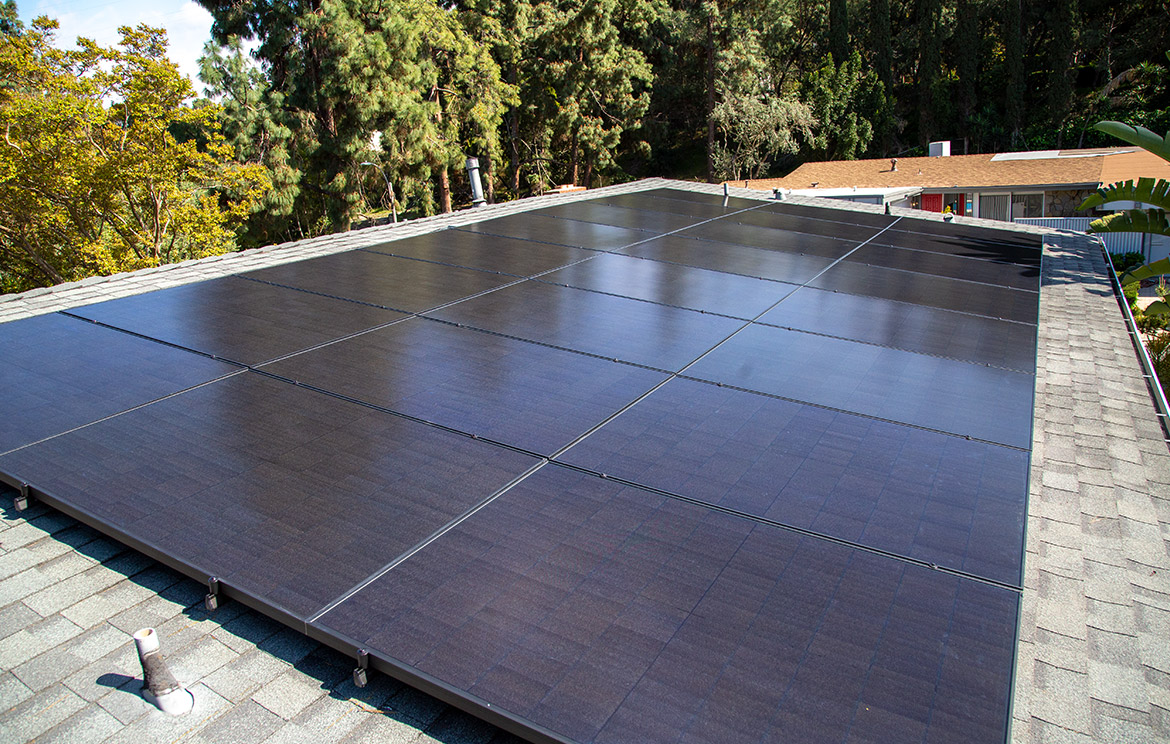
[353,649,370,688]
[14,483,30,512]
[204,577,220,612]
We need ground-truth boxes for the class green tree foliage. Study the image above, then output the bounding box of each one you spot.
[462,0,652,194]
[1084,121,1170,320]
[0,19,267,293]
[198,0,514,233]
[801,51,889,161]
[1081,121,1170,236]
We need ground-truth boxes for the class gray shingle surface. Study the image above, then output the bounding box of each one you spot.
[1012,232,1170,743]
[0,179,1166,743]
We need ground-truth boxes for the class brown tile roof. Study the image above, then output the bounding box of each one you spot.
[741,147,1170,192]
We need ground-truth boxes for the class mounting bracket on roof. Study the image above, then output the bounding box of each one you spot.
[204,577,221,612]
[353,649,370,688]
[14,483,30,512]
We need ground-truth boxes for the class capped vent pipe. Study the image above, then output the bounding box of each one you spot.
[465,157,486,207]
[133,628,193,715]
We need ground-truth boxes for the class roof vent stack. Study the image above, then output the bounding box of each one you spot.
[133,628,193,715]
[891,158,898,171]
[465,157,487,208]
[928,141,951,157]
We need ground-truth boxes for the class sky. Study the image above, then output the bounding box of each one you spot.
[19,0,219,93]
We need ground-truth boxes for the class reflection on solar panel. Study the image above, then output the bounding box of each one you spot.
[0,186,1040,744]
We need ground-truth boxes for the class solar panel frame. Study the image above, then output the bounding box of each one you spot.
[427,280,744,372]
[262,317,669,455]
[685,323,1036,448]
[619,234,828,285]
[557,377,1030,585]
[678,221,863,260]
[460,214,660,251]
[0,186,1042,744]
[66,276,407,366]
[0,313,240,453]
[0,371,540,621]
[363,231,596,276]
[808,260,1041,324]
[536,253,795,319]
[242,248,519,311]
[535,202,713,233]
[314,465,1020,744]
[758,286,1039,371]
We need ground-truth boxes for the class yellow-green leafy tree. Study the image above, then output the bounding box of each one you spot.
[0,18,268,293]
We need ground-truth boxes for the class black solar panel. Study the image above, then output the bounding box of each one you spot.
[559,378,1029,585]
[0,372,538,620]
[314,465,1019,744]
[620,234,828,285]
[849,242,1041,290]
[884,223,1043,265]
[759,286,1038,371]
[594,190,755,218]
[263,318,667,455]
[0,313,238,453]
[539,253,792,318]
[759,200,899,229]
[365,231,594,276]
[679,221,861,260]
[733,208,886,243]
[809,260,1040,323]
[535,201,709,233]
[649,187,763,210]
[243,249,516,311]
[686,323,1035,448]
[461,213,658,251]
[67,276,405,365]
[428,281,743,371]
[0,187,1039,744]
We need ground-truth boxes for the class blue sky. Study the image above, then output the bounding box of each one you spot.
[19,0,217,92]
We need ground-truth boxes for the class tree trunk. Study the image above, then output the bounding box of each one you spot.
[483,151,495,203]
[705,12,716,183]
[829,0,848,65]
[583,155,593,190]
[507,64,520,195]
[439,165,452,213]
[16,234,65,285]
[570,129,579,186]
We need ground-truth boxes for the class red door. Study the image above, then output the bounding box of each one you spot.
[921,193,943,212]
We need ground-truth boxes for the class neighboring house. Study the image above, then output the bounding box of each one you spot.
[741,142,1170,223]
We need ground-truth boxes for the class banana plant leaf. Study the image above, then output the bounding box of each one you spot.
[1089,208,1170,236]
[1079,177,1170,211]
[1095,121,1170,163]
[1146,300,1170,317]
[1120,257,1170,284]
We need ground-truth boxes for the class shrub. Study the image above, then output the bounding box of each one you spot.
[1146,331,1170,399]
[1110,252,1147,274]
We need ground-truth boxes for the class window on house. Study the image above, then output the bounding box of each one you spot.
[1011,193,1043,219]
[979,194,1009,221]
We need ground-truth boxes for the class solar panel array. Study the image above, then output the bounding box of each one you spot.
[0,187,1040,743]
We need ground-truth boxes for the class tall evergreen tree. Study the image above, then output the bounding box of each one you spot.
[828,0,848,65]
[1003,0,1025,145]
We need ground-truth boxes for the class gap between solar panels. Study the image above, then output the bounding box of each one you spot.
[307,216,913,622]
[0,368,250,460]
[247,198,774,371]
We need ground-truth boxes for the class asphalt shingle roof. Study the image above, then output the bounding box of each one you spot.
[0,179,1167,744]
[739,148,1170,193]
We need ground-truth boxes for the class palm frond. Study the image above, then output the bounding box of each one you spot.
[1079,177,1170,211]
[1089,209,1170,237]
